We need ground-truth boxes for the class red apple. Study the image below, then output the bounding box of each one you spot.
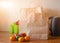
[19,33,26,37]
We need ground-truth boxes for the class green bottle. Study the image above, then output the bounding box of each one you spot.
[9,23,15,34]
[9,21,19,34]
[14,24,19,34]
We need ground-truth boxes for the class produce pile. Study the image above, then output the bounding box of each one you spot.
[10,33,30,42]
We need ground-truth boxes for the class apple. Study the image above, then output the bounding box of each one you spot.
[19,33,26,37]
[18,37,25,42]
[24,36,30,41]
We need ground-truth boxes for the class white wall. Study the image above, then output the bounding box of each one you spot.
[0,8,9,31]
[42,0,60,17]
[1,0,60,31]
[0,0,41,31]
[42,0,60,10]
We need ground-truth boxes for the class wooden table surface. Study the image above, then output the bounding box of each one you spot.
[0,31,60,43]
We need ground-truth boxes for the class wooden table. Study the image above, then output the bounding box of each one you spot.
[0,31,60,43]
